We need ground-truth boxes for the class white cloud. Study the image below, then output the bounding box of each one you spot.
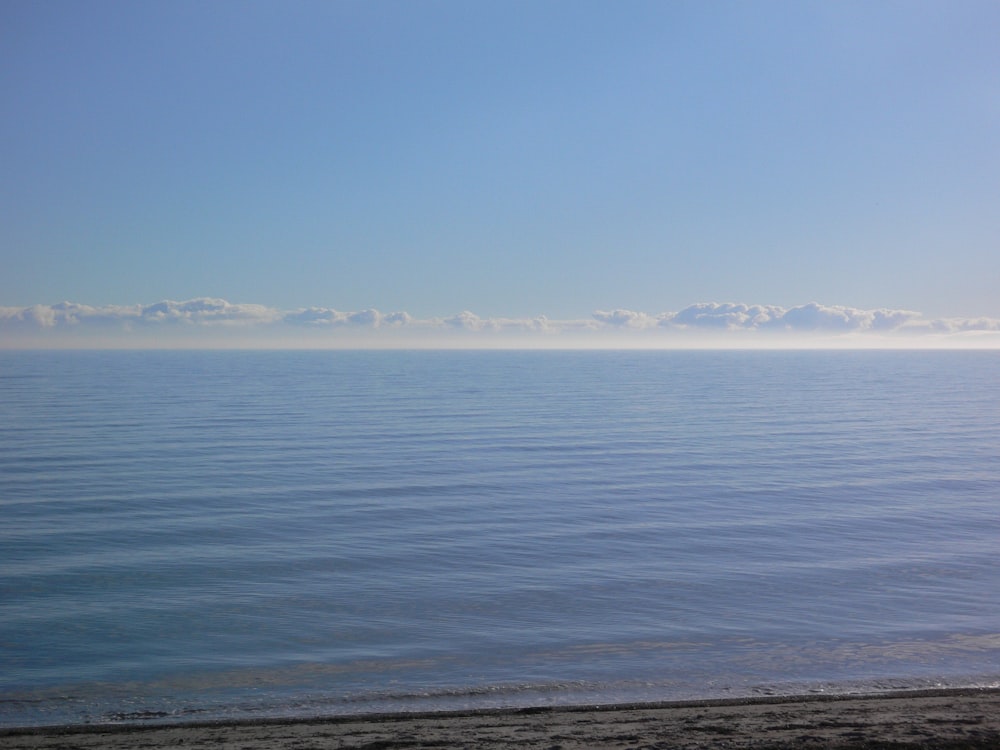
[665,302,785,329]
[138,298,281,324]
[655,302,926,332]
[926,316,1000,333]
[282,307,347,326]
[383,311,411,326]
[2,298,1000,348]
[436,311,561,333]
[0,302,139,328]
[443,311,484,330]
[592,309,660,328]
[763,302,921,332]
[280,307,386,327]
[347,309,381,326]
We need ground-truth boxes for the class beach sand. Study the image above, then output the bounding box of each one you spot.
[2,688,999,749]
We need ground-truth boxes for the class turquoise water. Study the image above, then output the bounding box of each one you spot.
[2,350,999,726]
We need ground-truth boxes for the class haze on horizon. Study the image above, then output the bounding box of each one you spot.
[2,0,999,349]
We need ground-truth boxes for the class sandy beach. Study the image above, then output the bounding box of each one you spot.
[3,688,999,749]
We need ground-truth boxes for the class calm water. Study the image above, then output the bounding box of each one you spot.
[1,350,999,727]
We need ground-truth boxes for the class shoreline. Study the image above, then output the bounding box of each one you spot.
[4,687,1000,748]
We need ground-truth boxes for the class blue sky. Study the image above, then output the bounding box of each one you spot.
[2,0,999,346]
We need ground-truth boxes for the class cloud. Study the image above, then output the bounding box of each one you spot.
[666,302,784,329]
[3,298,1000,348]
[443,311,484,330]
[925,316,1000,333]
[383,311,412,326]
[655,301,925,332]
[592,309,660,328]
[138,298,282,325]
[1,302,138,328]
[281,307,347,326]
[433,311,558,333]
[761,302,922,332]
[282,307,391,327]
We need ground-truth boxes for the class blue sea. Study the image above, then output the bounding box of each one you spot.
[2,350,999,728]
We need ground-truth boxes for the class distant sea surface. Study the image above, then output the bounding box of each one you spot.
[2,350,999,727]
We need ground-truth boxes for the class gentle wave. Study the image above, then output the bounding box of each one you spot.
[2,350,1000,726]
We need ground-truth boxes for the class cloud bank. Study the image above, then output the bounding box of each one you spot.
[2,299,999,348]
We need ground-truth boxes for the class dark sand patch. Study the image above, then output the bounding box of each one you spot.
[3,688,999,749]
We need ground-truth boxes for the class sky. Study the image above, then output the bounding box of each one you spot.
[2,0,999,347]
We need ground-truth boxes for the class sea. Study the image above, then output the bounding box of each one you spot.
[2,349,999,728]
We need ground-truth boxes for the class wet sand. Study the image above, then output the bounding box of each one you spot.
[3,688,999,749]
